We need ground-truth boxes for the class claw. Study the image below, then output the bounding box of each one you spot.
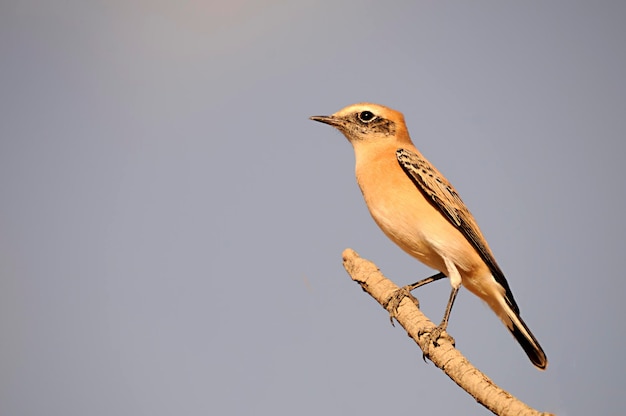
[384,286,419,327]
[422,324,455,349]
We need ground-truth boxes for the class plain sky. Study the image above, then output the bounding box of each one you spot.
[2,1,625,415]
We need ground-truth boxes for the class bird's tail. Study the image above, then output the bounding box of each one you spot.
[497,297,548,370]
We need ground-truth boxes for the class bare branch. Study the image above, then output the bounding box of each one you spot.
[342,248,553,416]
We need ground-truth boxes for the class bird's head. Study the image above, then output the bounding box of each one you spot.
[310,103,411,145]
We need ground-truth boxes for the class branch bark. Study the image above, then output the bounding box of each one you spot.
[342,248,552,416]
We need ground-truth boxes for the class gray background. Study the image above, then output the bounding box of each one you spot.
[2,1,625,415]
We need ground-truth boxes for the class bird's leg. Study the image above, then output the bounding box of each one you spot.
[425,286,459,347]
[385,272,447,326]
[406,271,447,291]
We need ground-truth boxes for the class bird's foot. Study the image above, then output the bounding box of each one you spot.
[417,325,455,363]
[384,286,420,327]
[419,324,455,348]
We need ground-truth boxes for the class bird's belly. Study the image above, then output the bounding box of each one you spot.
[369,200,448,271]
[362,181,479,275]
[356,156,485,278]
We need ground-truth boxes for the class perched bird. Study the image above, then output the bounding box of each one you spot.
[310,103,547,370]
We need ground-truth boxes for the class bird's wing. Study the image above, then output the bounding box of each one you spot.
[396,148,518,312]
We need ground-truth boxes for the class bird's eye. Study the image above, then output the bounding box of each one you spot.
[358,111,376,123]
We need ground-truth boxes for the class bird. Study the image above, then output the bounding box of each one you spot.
[310,103,548,370]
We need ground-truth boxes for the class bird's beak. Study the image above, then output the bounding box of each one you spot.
[309,115,342,127]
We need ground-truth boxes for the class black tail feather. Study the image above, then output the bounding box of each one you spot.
[509,314,548,370]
